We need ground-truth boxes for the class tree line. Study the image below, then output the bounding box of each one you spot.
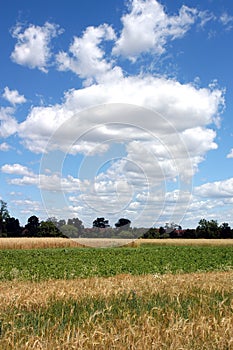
[0,200,233,239]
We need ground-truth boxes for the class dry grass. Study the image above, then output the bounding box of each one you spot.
[136,238,233,246]
[1,237,233,250]
[0,237,83,250]
[0,271,233,349]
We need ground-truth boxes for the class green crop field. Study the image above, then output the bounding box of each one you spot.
[0,245,233,281]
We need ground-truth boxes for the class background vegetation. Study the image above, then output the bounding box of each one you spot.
[1,200,233,239]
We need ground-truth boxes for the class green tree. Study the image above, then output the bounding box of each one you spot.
[196,219,220,238]
[25,215,40,236]
[60,224,79,238]
[39,221,62,237]
[219,222,232,239]
[67,218,84,235]
[5,217,21,237]
[0,200,10,236]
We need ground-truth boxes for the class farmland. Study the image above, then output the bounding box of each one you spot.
[0,239,233,349]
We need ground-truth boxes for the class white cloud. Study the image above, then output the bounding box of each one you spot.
[113,0,197,60]
[0,107,18,138]
[0,142,11,151]
[198,10,216,28]
[1,163,33,176]
[195,178,233,198]
[14,67,224,227]
[18,76,223,158]
[56,24,122,84]
[220,12,233,30]
[11,22,62,72]
[3,87,26,105]
[227,148,233,159]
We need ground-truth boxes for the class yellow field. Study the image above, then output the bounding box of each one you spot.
[1,237,233,249]
[0,271,232,349]
[0,237,81,249]
[136,238,233,246]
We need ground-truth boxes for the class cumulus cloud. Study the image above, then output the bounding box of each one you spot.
[11,22,62,72]
[0,142,11,151]
[0,107,18,138]
[56,24,122,84]
[195,178,233,198]
[5,1,228,227]
[1,163,33,176]
[227,148,233,159]
[3,87,26,105]
[18,76,223,159]
[113,0,197,60]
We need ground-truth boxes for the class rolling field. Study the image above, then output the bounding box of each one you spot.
[0,239,233,349]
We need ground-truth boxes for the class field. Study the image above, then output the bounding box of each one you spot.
[0,239,233,349]
[1,237,233,250]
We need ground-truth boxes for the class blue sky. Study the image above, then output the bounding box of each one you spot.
[0,0,233,228]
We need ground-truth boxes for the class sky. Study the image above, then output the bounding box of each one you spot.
[0,0,233,229]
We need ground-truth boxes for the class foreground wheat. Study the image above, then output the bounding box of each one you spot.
[0,271,232,349]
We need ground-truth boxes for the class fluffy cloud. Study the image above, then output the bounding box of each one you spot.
[195,178,233,198]
[219,12,233,30]
[1,163,33,176]
[113,0,197,60]
[0,142,11,151]
[0,107,18,138]
[4,1,228,227]
[227,148,233,159]
[18,76,223,160]
[11,22,62,72]
[3,87,26,105]
[56,24,122,84]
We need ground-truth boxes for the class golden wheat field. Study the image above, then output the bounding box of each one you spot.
[1,237,233,249]
[0,237,81,250]
[0,271,232,349]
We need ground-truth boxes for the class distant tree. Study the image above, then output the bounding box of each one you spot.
[196,219,220,238]
[115,218,131,230]
[141,228,160,239]
[0,200,10,235]
[183,228,196,239]
[57,219,66,229]
[159,226,166,236]
[5,217,22,237]
[219,222,232,239]
[93,217,110,228]
[25,215,40,237]
[67,218,84,235]
[60,224,79,238]
[39,221,62,237]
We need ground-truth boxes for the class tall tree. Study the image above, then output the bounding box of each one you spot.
[5,217,21,237]
[25,215,40,237]
[67,218,84,231]
[39,221,62,237]
[0,200,10,235]
[196,219,219,238]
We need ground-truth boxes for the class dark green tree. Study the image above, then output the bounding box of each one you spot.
[5,217,21,237]
[39,221,62,237]
[0,200,10,236]
[196,219,220,238]
[115,218,131,230]
[25,215,40,236]
[219,222,232,239]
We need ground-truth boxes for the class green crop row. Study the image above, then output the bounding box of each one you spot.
[0,245,232,281]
